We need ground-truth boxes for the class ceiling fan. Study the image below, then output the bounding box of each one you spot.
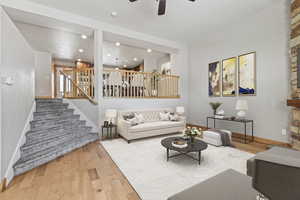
[129,0,196,16]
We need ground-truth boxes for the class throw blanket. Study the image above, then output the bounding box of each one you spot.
[209,129,234,147]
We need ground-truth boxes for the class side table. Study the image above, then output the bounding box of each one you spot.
[101,124,118,140]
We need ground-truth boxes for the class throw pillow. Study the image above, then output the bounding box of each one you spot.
[159,112,170,121]
[127,117,139,126]
[123,113,135,120]
[169,113,179,121]
[135,113,145,124]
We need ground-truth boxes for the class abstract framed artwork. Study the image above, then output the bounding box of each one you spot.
[238,52,256,96]
[222,57,237,96]
[208,61,221,97]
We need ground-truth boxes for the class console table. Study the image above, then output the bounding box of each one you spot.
[206,116,254,144]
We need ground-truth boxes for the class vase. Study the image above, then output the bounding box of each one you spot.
[190,136,195,143]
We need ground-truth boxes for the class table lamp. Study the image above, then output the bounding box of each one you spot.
[176,106,185,115]
[235,100,248,118]
[105,109,117,125]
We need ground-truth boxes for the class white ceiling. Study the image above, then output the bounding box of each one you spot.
[14,22,94,63]
[25,0,282,43]
[103,41,169,68]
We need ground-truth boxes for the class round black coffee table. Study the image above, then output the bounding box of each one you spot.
[161,137,208,165]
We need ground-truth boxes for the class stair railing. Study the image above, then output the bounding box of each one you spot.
[60,70,98,105]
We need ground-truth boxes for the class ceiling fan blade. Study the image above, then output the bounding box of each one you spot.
[158,0,166,15]
[129,0,138,2]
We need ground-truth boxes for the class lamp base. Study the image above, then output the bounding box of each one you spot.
[237,110,246,118]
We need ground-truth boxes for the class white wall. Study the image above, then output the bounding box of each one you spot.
[35,51,52,97]
[143,55,158,72]
[188,1,290,143]
[69,99,98,125]
[0,7,35,179]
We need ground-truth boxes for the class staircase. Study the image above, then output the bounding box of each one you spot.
[13,98,99,176]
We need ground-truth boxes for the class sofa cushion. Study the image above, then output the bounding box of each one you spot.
[129,121,184,133]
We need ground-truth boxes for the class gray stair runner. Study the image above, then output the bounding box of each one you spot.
[13,98,99,176]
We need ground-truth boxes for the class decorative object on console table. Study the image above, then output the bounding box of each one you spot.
[209,102,222,115]
[236,99,248,118]
[222,57,237,96]
[206,116,254,144]
[238,52,256,95]
[215,109,225,119]
[105,109,117,125]
[208,61,221,97]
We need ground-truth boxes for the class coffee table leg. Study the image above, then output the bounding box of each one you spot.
[167,148,169,161]
[198,151,201,165]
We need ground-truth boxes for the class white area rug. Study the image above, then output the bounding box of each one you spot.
[101,136,254,200]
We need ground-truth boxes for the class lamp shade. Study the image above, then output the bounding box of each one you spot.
[105,109,117,118]
[176,106,185,114]
[235,100,248,110]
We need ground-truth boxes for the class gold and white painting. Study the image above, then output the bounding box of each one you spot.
[222,57,236,96]
[208,61,221,97]
[238,52,256,95]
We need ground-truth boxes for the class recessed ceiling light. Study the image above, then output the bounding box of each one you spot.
[115,42,121,46]
[123,64,127,67]
[78,49,84,53]
[147,49,152,53]
[133,57,138,61]
[111,11,118,17]
[116,67,119,70]
[77,58,82,61]
[107,54,111,57]
[81,34,87,39]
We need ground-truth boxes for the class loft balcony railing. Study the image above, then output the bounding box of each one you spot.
[59,69,97,104]
[103,69,180,98]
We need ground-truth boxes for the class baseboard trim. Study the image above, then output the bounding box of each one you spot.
[4,101,36,185]
[35,96,53,99]
[63,99,99,133]
[0,178,7,193]
[187,124,291,147]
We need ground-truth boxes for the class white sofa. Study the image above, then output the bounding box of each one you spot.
[117,108,186,143]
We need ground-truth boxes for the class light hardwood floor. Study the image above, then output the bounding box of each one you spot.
[0,139,267,200]
[0,141,140,200]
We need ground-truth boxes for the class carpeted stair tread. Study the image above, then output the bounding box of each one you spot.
[26,124,91,139]
[36,104,69,112]
[30,114,80,127]
[33,109,74,121]
[26,126,93,144]
[30,120,86,132]
[33,108,74,117]
[22,127,93,152]
[35,98,63,103]
[14,133,98,176]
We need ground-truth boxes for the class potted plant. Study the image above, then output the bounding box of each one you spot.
[209,102,222,116]
[184,127,202,143]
